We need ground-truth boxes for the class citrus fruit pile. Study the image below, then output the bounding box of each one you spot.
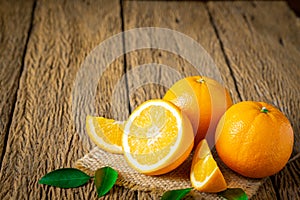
[86,75,294,193]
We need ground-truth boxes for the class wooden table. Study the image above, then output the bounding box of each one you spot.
[0,0,299,199]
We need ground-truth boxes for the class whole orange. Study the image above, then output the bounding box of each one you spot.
[215,101,294,178]
[163,76,232,146]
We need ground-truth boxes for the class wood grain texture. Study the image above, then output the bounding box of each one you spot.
[271,158,300,199]
[123,0,240,111]
[251,178,277,200]
[0,0,129,199]
[272,159,300,199]
[0,0,34,163]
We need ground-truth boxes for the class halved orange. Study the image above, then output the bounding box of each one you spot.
[122,99,194,175]
[190,139,227,193]
[86,115,124,154]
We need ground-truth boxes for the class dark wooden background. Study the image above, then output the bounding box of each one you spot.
[0,0,299,199]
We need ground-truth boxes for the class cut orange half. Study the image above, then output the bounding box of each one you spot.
[190,139,227,193]
[122,99,194,175]
[86,115,124,154]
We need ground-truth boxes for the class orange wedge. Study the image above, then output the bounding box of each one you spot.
[86,115,124,154]
[190,139,227,193]
[122,99,194,175]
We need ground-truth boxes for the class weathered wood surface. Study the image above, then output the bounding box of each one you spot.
[0,0,34,163]
[271,158,300,199]
[0,0,299,199]
[123,1,240,110]
[0,0,130,199]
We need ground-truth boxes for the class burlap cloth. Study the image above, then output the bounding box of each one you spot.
[75,146,265,199]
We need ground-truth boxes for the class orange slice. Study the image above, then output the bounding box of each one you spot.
[190,139,227,193]
[122,99,194,175]
[86,115,124,154]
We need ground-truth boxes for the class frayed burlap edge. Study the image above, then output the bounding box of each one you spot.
[75,147,266,199]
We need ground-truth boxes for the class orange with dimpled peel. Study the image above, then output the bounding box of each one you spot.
[163,76,232,146]
[215,101,294,178]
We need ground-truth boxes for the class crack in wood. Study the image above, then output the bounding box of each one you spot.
[0,0,37,170]
[278,37,284,46]
[242,13,254,36]
[270,175,281,200]
[205,4,243,101]
[119,0,132,114]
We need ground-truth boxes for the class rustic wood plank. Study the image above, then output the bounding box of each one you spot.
[251,178,277,200]
[0,0,34,164]
[123,0,241,112]
[271,158,300,200]
[207,1,300,199]
[0,0,130,199]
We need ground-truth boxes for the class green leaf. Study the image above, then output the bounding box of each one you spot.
[94,167,118,197]
[218,188,248,200]
[161,188,192,200]
[38,168,91,188]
